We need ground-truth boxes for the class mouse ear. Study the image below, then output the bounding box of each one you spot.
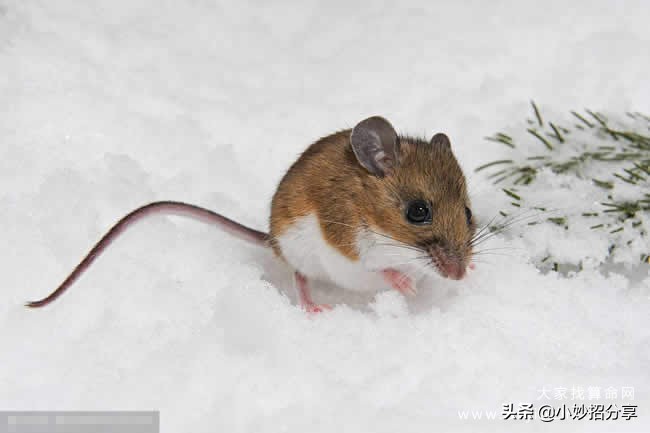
[350,116,399,177]
[430,133,451,148]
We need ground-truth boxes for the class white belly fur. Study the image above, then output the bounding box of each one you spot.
[277,213,428,292]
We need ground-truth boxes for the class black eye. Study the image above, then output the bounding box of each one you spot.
[465,206,472,226]
[405,200,432,225]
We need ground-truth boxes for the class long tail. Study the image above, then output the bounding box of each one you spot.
[26,201,269,308]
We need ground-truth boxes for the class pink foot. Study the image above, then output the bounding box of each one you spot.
[295,272,332,314]
[381,268,416,296]
[469,263,476,270]
[303,303,333,314]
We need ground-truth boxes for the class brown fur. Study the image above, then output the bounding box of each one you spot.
[269,130,475,267]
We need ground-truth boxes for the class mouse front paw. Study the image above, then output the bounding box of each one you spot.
[381,268,417,296]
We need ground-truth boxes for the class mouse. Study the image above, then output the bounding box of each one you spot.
[26,116,476,312]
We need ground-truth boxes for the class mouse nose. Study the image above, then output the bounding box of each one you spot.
[439,259,466,280]
[430,246,466,280]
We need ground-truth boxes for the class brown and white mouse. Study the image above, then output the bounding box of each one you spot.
[27,116,476,312]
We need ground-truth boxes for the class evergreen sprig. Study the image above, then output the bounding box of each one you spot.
[476,103,650,267]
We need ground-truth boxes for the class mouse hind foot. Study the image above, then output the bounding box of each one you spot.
[294,272,332,313]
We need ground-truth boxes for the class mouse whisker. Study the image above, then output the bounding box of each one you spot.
[472,246,523,254]
[381,258,429,269]
[318,219,422,251]
[470,208,558,247]
[378,250,429,260]
[379,254,432,272]
[472,251,518,258]
[470,213,524,245]
[469,213,500,244]
[371,242,425,254]
[469,259,496,267]
[473,208,541,239]
[318,219,360,229]
[365,229,418,247]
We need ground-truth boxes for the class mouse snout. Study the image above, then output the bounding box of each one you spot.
[429,245,467,280]
[439,258,466,280]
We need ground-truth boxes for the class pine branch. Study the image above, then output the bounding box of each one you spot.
[477,105,650,266]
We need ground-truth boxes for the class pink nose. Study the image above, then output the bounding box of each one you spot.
[431,247,467,280]
[437,255,465,280]
[440,261,466,280]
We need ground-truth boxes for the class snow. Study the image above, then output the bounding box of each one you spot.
[479,111,650,270]
[1,0,649,431]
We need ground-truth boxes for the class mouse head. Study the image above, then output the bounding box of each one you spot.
[350,116,475,280]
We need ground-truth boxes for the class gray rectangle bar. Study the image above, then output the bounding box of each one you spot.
[0,411,159,433]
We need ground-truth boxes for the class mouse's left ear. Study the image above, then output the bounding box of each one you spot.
[430,133,451,148]
[350,116,399,177]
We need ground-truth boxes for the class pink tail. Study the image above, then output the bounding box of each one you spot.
[26,201,268,308]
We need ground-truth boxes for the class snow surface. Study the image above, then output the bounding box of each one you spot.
[1,0,649,431]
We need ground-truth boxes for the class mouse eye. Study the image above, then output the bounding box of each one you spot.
[465,206,472,226]
[405,200,432,225]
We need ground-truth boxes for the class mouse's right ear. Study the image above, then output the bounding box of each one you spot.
[350,116,399,177]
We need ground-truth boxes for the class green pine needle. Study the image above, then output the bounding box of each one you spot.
[502,188,521,200]
[477,104,650,266]
[531,101,543,126]
[527,128,554,150]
